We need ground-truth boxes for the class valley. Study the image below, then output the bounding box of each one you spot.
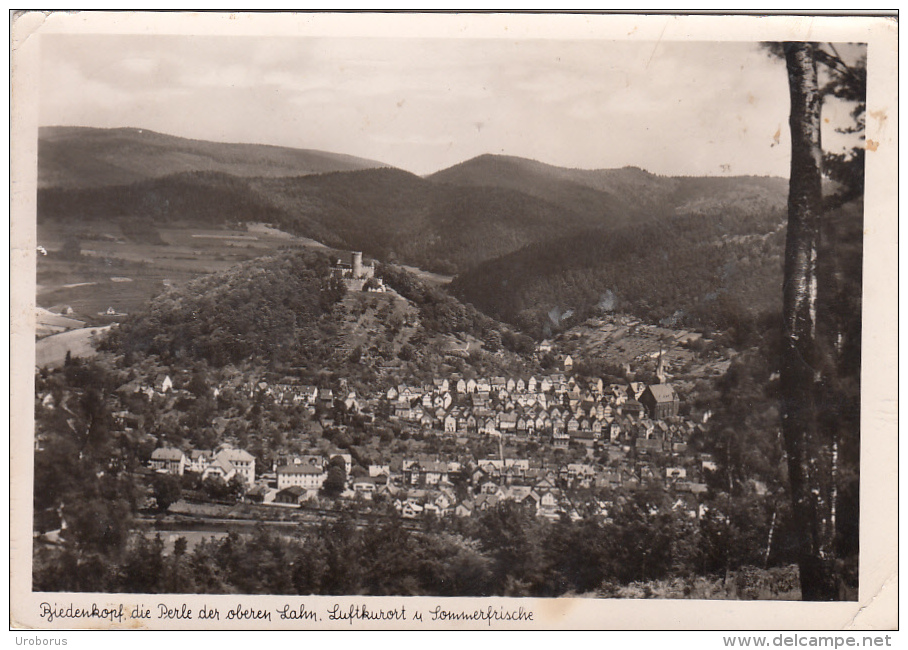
[30,126,859,600]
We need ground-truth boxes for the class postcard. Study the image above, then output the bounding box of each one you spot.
[10,11,898,630]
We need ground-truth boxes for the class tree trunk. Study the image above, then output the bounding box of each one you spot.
[781,42,838,601]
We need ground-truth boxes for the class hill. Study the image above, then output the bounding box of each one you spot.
[449,202,790,339]
[430,154,788,220]
[38,126,388,189]
[449,196,862,341]
[247,168,603,274]
[107,249,535,385]
[38,132,791,280]
[39,168,602,275]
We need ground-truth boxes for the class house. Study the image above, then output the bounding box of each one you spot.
[573,430,597,449]
[155,375,173,395]
[622,398,644,419]
[639,384,680,420]
[277,464,327,490]
[552,428,570,448]
[343,391,360,412]
[352,476,378,498]
[474,493,500,511]
[213,447,256,486]
[434,491,453,511]
[455,501,474,518]
[244,484,276,504]
[369,464,390,477]
[274,486,307,505]
[402,502,424,519]
[538,490,561,514]
[626,382,646,400]
[498,412,518,432]
[150,447,187,475]
[422,461,448,486]
[182,449,210,474]
[201,456,237,483]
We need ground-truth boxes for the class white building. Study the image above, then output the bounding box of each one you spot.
[277,464,327,490]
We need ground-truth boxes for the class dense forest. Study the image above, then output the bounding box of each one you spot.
[429,154,787,222]
[32,500,800,598]
[449,202,790,338]
[106,249,347,367]
[38,130,792,280]
[101,250,537,390]
[38,168,601,276]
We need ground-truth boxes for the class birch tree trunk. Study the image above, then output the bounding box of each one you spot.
[781,42,838,601]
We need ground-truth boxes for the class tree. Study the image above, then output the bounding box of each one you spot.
[152,473,182,511]
[777,42,865,601]
[227,474,248,500]
[321,456,347,498]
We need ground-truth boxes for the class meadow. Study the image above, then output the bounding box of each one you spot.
[36,221,322,326]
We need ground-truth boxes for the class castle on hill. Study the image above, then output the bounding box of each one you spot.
[331,251,384,292]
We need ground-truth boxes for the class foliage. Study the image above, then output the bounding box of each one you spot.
[450,204,788,339]
[152,473,182,511]
[110,249,344,367]
[321,458,347,498]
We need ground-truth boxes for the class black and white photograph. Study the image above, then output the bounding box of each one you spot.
[10,11,897,630]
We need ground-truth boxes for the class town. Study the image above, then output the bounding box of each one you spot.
[137,358,714,522]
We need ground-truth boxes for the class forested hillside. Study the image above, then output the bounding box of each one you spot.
[449,203,789,338]
[247,169,602,274]
[104,249,536,383]
[38,168,600,275]
[430,154,787,220]
[108,249,346,367]
[39,126,385,189]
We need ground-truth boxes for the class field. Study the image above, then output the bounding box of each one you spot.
[35,325,113,367]
[36,221,332,326]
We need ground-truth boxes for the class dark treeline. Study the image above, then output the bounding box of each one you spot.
[33,496,801,598]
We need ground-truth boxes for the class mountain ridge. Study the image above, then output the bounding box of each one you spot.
[38,126,391,189]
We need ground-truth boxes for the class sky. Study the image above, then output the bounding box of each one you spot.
[39,35,862,177]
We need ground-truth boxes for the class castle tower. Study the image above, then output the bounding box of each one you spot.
[656,347,666,384]
[352,252,363,279]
